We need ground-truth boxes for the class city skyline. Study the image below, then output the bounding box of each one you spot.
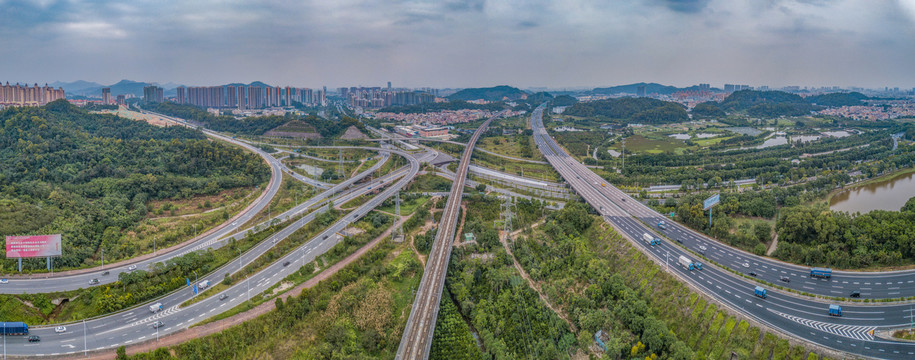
[1,0,913,89]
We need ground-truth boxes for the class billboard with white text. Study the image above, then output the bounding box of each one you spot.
[5,234,62,258]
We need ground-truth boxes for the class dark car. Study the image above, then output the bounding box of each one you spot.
[101,271,110,276]
[850,290,861,298]
[152,321,164,329]
[28,335,40,342]
[219,293,229,301]
[89,278,100,285]
[283,261,290,267]
[749,272,758,277]
[779,276,790,283]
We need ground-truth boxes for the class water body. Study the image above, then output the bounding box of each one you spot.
[669,133,691,140]
[822,130,851,138]
[793,135,821,143]
[726,127,763,136]
[830,172,915,214]
[695,133,718,138]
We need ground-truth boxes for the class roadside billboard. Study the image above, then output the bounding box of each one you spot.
[5,234,62,258]
[703,193,720,210]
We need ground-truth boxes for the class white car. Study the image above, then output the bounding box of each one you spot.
[742,262,750,268]
[232,221,237,226]
[127,265,138,271]
[0,279,8,284]
[55,326,66,333]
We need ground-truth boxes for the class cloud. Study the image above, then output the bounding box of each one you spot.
[0,0,912,88]
[58,21,126,39]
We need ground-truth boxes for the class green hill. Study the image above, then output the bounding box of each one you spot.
[563,97,688,124]
[0,100,269,270]
[805,92,868,107]
[447,85,528,102]
[592,82,682,95]
[720,90,821,117]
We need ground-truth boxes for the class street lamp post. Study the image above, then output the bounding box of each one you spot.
[83,320,87,358]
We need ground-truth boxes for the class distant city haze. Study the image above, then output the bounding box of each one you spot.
[1,0,914,88]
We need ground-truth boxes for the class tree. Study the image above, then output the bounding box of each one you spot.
[476,183,487,192]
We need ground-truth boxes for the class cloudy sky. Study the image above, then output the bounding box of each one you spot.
[1,0,914,89]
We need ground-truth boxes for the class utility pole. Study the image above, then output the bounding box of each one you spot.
[394,191,403,242]
[83,320,87,358]
[621,137,626,173]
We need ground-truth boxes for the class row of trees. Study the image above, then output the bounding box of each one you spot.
[774,200,915,268]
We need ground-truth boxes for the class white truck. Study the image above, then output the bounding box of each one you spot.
[678,255,696,271]
[642,233,660,246]
[197,280,210,290]
[149,302,162,313]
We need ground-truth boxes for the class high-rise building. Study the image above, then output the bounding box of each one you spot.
[102,88,111,105]
[636,85,646,97]
[143,86,164,104]
[247,86,263,109]
[237,86,246,109]
[387,81,392,90]
[116,95,126,106]
[698,83,710,92]
[0,82,65,107]
[176,86,186,104]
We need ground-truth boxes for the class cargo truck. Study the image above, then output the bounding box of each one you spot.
[149,302,163,313]
[642,233,660,246]
[810,267,832,278]
[657,221,667,230]
[754,286,767,299]
[678,255,696,270]
[198,280,210,290]
[0,322,28,335]
[828,304,842,317]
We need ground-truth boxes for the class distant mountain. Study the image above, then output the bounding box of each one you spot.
[447,85,528,102]
[49,80,103,93]
[592,82,681,95]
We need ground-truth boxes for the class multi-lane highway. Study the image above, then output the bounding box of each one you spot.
[0,133,398,295]
[0,143,423,357]
[529,104,915,359]
[396,112,503,360]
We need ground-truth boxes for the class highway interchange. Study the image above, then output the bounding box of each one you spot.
[0,111,428,357]
[529,104,915,359]
[6,104,915,359]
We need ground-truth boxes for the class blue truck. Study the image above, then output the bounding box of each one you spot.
[810,267,832,278]
[754,286,767,299]
[642,233,661,246]
[828,304,842,317]
[657,221,667,230]
[0,322,29,335]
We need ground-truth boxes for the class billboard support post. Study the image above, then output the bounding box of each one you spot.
[18,258,21,273]
[703,194,720,229]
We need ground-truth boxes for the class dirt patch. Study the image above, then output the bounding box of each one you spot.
[339,125,368,140]
[271,281,294,296]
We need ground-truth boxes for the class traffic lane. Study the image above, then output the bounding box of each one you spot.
[611,215,915,326]
[7,154,420,356]
[604,216,915,359]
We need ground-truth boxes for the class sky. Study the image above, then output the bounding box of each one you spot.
[1,0,914,90]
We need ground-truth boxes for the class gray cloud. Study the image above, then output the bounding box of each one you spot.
[0,0,912,89]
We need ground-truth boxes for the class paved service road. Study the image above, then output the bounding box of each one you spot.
[530,103,915,359]
[396,112,504,360]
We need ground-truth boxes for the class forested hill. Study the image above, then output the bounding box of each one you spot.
[562,97,688,124]
[447,85,528,102]
[0,100,270,269]
[718,90,821,117]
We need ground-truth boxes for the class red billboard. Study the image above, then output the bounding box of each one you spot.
[5,235,62,258]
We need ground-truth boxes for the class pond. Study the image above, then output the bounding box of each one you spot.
[668,133,691,140]
[830,171,915,214]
